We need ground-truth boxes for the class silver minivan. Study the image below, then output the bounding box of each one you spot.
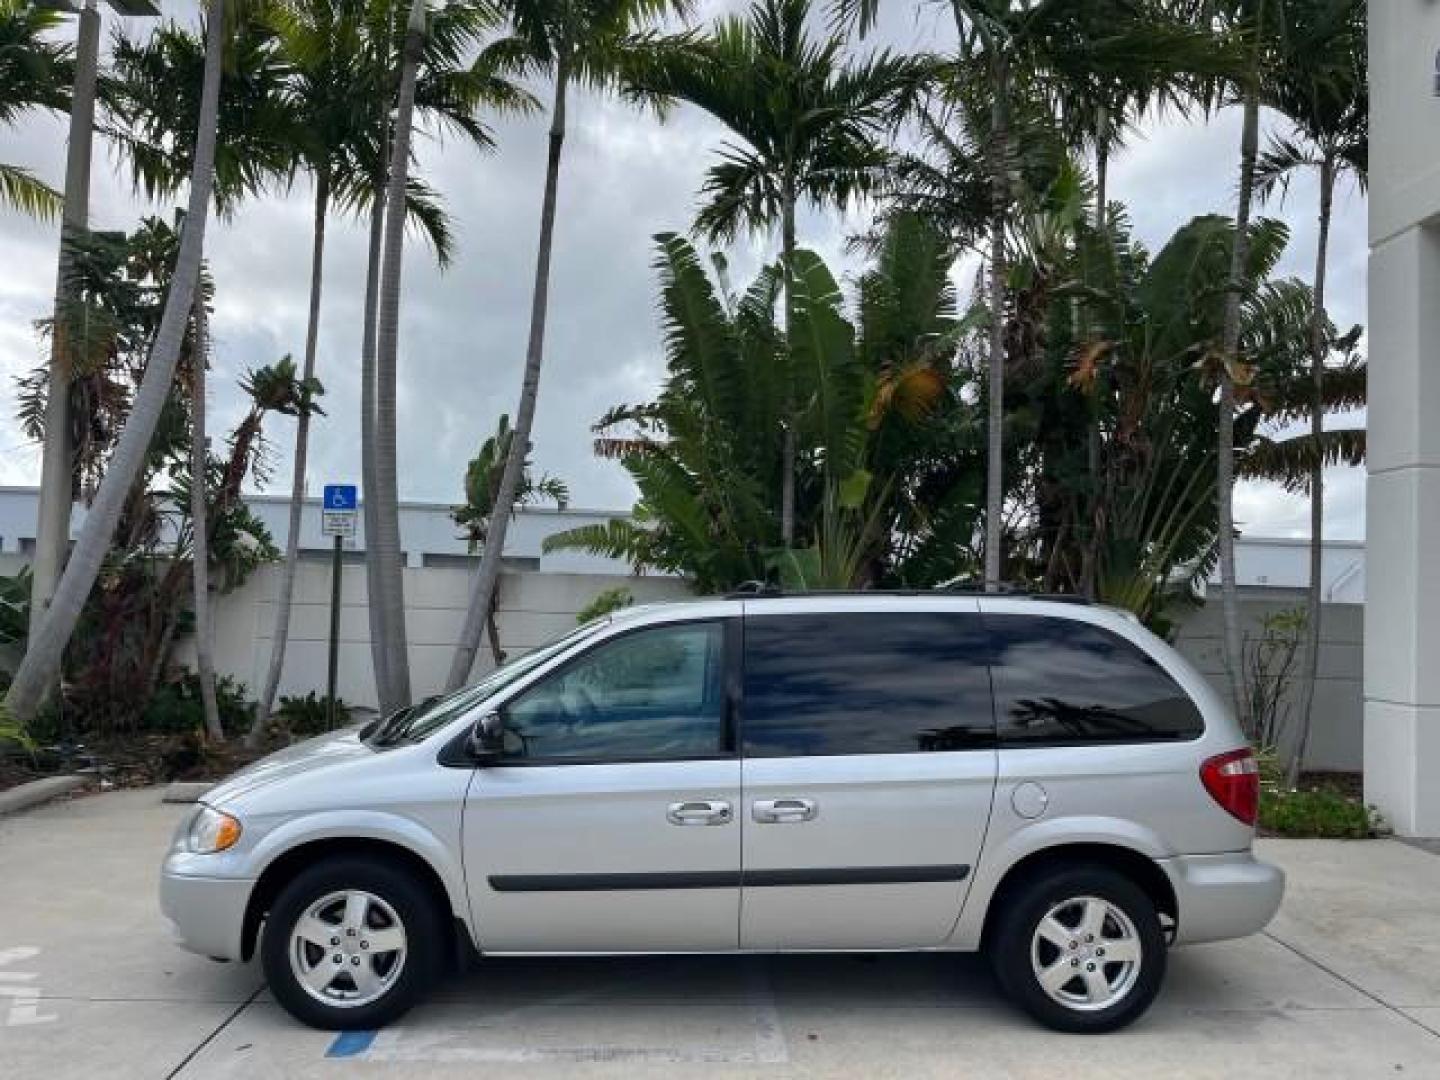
[160,594,1283,1033]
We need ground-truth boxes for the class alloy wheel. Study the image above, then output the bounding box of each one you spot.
[1029,895,1143,1012]
[288,889,408,1008]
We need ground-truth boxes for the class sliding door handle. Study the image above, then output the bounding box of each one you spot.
[752,798,818,824]
[666,800,732,826]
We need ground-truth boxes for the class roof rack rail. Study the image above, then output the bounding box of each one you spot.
[720,583,1093,604]
[725,580,782,598]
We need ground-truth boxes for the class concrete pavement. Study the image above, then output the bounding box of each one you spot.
[1,788,1437,1079]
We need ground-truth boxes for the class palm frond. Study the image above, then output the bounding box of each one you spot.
[1241,427,1366,492]
[0,162,61,220]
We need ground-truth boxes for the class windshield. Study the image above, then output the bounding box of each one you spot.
[365,619,609,747]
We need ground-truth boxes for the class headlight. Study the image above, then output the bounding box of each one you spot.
[184,805,243,854]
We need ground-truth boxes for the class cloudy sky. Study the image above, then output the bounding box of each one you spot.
[0,0,1368,542]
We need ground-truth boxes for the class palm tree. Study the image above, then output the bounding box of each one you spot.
[369,0,430,711]
[1055,3,1238,597]
[0,0,74,217]
[1253,0,1365,782]
[944,0,1222,590]
[359,128,390,710]
[1201,0,1287,720]
[188,283,224,742]
[26,0,95,664]
[452,413,567,663]
[249,0,524,733]
[549,214,980,592]
[247,0,358,735]
[454,414,570,558]
[1068,208,1364,623]
[624,0,919,548]
[105,18,301,725]
[1067,2,1236,232]
[107,17,301,214]
[443,0,689,690]
[4,0,227,727]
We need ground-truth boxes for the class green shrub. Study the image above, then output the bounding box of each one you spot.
[0,698,31,751]
[141,673,253,737]
[1256,751,1381,837]
[1260,786,1382,839]
[276,692,351,737]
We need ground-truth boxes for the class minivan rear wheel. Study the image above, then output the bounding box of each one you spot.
[262,857,441,1030]
[989,864,1166,1033]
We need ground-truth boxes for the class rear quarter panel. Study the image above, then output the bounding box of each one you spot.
[945,600,1255,950]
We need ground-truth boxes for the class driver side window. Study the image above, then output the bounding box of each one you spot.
[501,621,726,762]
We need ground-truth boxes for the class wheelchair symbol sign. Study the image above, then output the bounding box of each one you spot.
[323,485,357,511]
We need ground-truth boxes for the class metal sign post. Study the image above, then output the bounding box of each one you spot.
[321,485,358,729]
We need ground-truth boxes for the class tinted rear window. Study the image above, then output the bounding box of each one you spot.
[987,615,1203,746]
[742,612,993,756]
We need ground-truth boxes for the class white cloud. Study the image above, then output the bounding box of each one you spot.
[0,0,1367,540]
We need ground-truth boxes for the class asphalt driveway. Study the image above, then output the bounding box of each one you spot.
[1,788,1438,1079]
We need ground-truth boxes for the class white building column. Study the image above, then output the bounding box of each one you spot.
[1365,5,1440,836]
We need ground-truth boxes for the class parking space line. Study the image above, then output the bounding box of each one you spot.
[1262,931,1440,1041]
[337,961,792,1065]
[326,1029,378,1058]
[165,984,265,1079]
[746,959,788,1065]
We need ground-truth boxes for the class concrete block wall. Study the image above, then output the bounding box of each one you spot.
[1171,593,1362,771]
[192,562,693,713]
[3,546,1364,771]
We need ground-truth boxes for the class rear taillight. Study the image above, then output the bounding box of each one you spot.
[1200,748,1260,826]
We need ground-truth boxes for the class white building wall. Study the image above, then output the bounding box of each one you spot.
[1365,5,1440,835]
[1210,538,1365,604]
[0,485,640,574]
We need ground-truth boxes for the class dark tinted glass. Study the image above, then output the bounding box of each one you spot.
[502,621,725,761]
[988,615,1203,745]
[742,612,993,757]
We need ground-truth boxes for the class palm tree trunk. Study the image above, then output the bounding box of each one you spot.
[1094,109,1110,233]
[4,0,226,726]
[372,0,427,707]
[30,0,100,654]
[779,179,797,547]
[189,286,223,743]
[1287,154,1334,787]
[1217,82,1261,724]
[248,174,330,744]
[1079,125,1109,599]
[360,177,392,712]
[486,594,503,666]
[447,61,569,690]
[983,57,1009,591]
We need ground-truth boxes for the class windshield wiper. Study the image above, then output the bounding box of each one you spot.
[368,694,443,747]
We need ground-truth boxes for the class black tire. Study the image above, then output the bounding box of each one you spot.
[988,864,1167,1034]
[261,856,443,1030]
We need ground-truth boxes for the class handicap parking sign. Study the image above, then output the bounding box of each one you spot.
[322,484,358,537]
[323,484,357,511]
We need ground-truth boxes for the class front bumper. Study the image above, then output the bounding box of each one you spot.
[159,855,254,960]
[1160,850,1285,945]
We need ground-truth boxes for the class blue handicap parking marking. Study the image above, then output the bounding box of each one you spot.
[323,484,357,511]
[325,1029,377,1058]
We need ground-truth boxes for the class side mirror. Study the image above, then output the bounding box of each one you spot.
[466,711,505,761]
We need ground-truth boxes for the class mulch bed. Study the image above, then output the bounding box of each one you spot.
[1,732,281,795]
[1296,770,1363,800]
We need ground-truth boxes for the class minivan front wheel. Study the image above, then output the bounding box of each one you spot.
[990,865,1166,1033]
[262,857,441,1030]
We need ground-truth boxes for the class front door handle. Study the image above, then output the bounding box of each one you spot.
[666,800,732,826]
[752,797,818,824]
